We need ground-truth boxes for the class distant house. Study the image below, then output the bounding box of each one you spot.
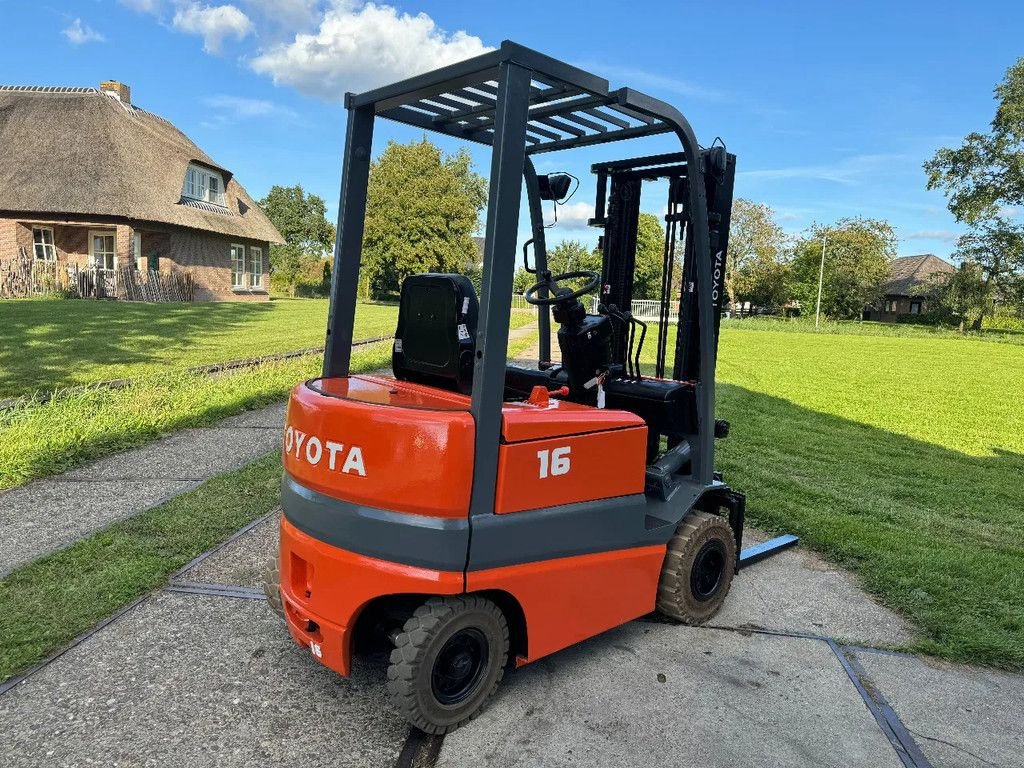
[0,81,283,301]
[864,254,955,321]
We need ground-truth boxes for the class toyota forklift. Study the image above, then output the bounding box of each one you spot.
[265,42,747,733]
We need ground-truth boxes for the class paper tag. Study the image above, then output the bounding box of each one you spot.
[462,297,470,315]
[597,382,606,409]
[457,323,471,341]
[394,339,403,352]
[583,376,599,390]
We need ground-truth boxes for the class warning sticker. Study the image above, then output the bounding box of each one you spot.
[457,324,471,341]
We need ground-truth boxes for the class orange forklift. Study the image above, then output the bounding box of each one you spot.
[265,42,756,733]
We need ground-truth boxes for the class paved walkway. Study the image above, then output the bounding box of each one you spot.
[0,403,286,577]
[2,503,1022,767]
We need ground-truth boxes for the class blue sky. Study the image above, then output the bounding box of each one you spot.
[2,0,1022,258]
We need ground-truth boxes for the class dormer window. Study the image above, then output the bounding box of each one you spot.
[183,164,226,206]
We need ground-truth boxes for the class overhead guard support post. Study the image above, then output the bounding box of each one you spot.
[324,98,375,378]
[523,157,550,363]
[469,61,532,518]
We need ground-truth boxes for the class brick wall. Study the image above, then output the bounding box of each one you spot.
[167,228,269,302]
[1,214,269,302]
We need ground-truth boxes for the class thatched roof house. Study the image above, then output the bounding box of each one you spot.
[864,254,955,321]
[0,81,283,301]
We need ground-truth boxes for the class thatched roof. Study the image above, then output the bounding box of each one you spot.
[0,86,283,243]
[885,254,955,297]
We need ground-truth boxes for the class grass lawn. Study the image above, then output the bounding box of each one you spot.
[0,298,397,398]
[0,453,282,683]
[645,322,1024,669]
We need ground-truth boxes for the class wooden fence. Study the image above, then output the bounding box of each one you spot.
[1,250,193,302]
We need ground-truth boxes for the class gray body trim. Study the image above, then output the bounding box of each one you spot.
[282,472,716,572]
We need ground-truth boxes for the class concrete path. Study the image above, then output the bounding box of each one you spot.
[0,402,286,577]
[3,509,1021,768]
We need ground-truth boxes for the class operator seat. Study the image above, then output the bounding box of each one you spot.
[392,273,478,395]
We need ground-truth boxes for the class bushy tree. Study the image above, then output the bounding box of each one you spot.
[934,261,993,331]
[946,218,1024,329]
[634,212,669,299]
[362,138,487,298]
[924,58,1024,224]
[727,199,790,310]
[790,218,896,319]
[259,184,335,297]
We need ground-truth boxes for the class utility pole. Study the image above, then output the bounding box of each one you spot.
[815,234,827,328]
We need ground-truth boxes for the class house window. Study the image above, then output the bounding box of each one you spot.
[231,244,245,288]
[885,299,898,313]
[250,246,263,289]
[910,301,922,315]
[89,231,116,270]
[33,227,56,261]
[133,231,143,270]
[183,164,226,207]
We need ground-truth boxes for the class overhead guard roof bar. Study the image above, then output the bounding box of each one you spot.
[351,40,676,155]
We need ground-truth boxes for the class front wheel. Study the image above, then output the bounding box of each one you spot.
[387,595,509,734]
[656,510,737,624]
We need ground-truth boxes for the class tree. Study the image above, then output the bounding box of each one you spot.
[362,138,487,297]
[924,58,1024,224]
[934,261,993,332]
[633,212,669,299]
[724,199,786,311]
[512,240,601,295]
[946,218,1024,329]
[789,218,896,320]
[727,199,789,310]
[259,184,336,296]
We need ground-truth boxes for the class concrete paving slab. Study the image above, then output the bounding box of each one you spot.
[0,591,408,768]
[63,426,281,481]
[218,402,288,429]
[437,622,903,768]
[855,650,1024,767]
[0,478,196,576]
[184,512,281,589]
[715,527,916,647]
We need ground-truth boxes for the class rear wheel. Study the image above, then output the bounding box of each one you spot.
[387,595,509,734]
[656,510,736,624]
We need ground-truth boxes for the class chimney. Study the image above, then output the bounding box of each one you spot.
[100,80,131,104]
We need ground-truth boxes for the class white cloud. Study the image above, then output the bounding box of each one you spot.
[904,229,960,243]
[250,1,491,99]
[552,202,594,229]
[581,62,727,101]
[737,153,912,185]
[173,2,253,53]
[201,94,298,127]
[997,205,1022,220]
[242,0,320,33]
[119,0,162,11]
[63,18,106,45]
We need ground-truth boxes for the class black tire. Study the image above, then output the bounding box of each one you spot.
[262,556,284,620]
[656,510,737,625]
[387,595,509,734]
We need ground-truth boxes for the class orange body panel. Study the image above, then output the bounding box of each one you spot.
[284,376,475,518]
[494,426,648,513]
[279,517,463,676]
[467,545,667,663]
[501,398,645,442]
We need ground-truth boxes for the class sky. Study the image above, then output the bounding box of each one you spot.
[2,0,1022,259]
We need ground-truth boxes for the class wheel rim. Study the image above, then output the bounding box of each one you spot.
[431,628,489,706]
[690,540,727,602]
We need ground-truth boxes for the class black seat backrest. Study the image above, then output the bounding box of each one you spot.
[392,273,478,394]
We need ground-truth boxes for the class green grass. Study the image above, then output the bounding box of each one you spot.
[645,324,1024,668]
[720,315,1024,345]
[0,298,398,398]
[0,342,392,490]
[0,453,282,683]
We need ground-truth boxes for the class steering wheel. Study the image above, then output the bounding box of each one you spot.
[523,270,601,307]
